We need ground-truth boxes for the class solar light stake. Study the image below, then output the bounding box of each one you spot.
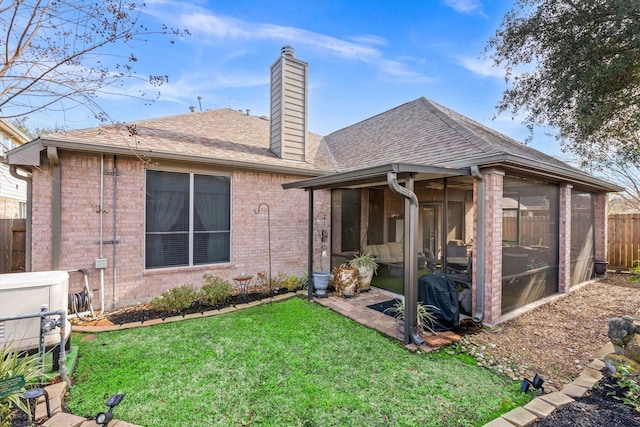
[520,373,545,393]
[96,394,124,426]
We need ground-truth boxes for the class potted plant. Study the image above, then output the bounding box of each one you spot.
[349,251,379,292]
[331,263,360,297]
[312,212,330,297]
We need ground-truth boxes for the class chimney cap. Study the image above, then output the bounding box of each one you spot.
[281,45,295,57]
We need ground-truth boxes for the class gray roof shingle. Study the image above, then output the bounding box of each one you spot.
[39,108,337,174]
[324,97,578,173]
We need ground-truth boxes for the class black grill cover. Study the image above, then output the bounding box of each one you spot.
[417,273,460,331]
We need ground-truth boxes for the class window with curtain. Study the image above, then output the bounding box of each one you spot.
[145,170,230,269]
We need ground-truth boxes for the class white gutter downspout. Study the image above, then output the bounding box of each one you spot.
[387,172,425,346]
[99,155,105,312]
[10,166,32,271]
[470,166,485,322]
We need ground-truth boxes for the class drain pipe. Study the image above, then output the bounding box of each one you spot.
[387,172,424,346]
[99,155,105,312]
[112,156,118,309]
[470,166,485,323]
[10,166,32,271]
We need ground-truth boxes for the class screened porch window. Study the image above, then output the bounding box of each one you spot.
[145,170,230,269]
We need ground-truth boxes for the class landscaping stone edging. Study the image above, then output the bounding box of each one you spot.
[481,328,621,426]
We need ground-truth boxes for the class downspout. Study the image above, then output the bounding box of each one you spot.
[10,166,31,271]
[99,155,105,312]
[47,147,61,270]
[112,156,117,309]
[387,172,424,346]
[470,166,485,322]
[307,189,314,301]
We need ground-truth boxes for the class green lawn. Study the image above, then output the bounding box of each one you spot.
[67,298,529,426]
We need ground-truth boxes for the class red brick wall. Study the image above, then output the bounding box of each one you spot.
[30,152,330,309]
[474,168,504,325]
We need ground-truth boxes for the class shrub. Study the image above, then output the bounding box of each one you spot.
[384,299,440,335]
[281,275,302,292]
[149,285,197,312]
[609,364,640,411]
[0,342,44,426]
[199,275,233,305]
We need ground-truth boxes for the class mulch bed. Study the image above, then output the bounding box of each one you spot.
[533,372,640,426]
[104,289,293,325]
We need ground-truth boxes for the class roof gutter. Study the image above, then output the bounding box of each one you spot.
[387,172,424,347]
[470,166,484,322]
[19,138,329,178]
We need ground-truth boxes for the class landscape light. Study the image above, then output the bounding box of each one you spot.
[23,387,51,419]
[95,393,125,426]
[520,373,545,393]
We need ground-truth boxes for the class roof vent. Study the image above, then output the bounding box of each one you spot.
[281,45,295,58]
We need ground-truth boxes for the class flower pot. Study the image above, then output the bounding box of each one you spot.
[312,272,330,297]
[595,260,608,275]
[357,266,374,291]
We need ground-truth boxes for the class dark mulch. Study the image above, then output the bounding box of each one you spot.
[533,372,640,426]
[106,289,293,325]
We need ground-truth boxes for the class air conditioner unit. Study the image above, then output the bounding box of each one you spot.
[0,271,70,352]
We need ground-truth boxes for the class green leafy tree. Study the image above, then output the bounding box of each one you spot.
[0,1,188,123]
[486,0,640,164]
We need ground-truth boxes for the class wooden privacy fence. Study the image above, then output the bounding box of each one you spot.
[0,218,26,273]
[608,213,640,270]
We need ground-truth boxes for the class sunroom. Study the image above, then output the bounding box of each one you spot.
[284,160,617,346]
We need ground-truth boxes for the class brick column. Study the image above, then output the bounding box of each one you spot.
[558,184,572,292]
[473,168,504,325]
[594,193,608,262]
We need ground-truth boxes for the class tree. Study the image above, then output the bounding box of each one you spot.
[485,0,640,164]
[0,1,188,124]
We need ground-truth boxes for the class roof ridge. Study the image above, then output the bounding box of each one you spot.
[417,97,498,156]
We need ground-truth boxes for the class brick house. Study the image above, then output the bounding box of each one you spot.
[7,47,619,340]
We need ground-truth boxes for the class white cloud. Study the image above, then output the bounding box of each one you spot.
[147,2,428,80]
[456,55,505,78]
[443,0,484,14]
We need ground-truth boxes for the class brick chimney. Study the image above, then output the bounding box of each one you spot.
[270,45,308,161]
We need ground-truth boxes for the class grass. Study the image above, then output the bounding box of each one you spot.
[67,298,529,426]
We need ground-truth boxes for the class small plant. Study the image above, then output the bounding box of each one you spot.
[349,251,379,274]
[608,364,640,411]
[281,275,302,292]
[0,342,44,427]
[384,299,440,335]
[199,275,233,305]
[150,284,198,312]
[631,257,640,282]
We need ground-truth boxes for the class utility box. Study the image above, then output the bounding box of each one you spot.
[0,271,70,352]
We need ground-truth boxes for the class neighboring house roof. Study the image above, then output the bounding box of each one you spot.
[8,109,338,176]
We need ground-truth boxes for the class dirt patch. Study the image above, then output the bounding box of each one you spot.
[461,273,640,391]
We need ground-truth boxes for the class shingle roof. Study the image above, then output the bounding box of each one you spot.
[38,108,338,174]
[324,97,578,173]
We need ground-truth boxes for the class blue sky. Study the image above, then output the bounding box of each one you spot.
[30,0,567,160]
